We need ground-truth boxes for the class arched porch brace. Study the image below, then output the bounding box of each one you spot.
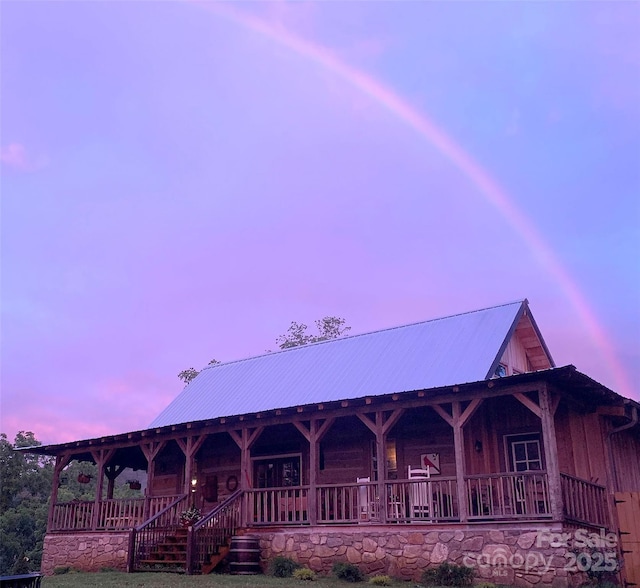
[293,417,336,525]
[358,409,405,523]
[513,385,563,520]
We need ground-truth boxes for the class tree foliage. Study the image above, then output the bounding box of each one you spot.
[178,359,220,386]
[276,316,351,349]
[0,431,53,574]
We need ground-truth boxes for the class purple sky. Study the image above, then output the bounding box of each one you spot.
[2,1,639,445]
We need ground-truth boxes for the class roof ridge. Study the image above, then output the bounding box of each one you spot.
[200,299,527,372]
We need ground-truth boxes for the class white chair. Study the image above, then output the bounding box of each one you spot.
[408,465,431,520]
[357,477,374,521]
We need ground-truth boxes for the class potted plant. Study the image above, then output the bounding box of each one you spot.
[179,507,201,527]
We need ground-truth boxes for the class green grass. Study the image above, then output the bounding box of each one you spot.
[41,571,410,588]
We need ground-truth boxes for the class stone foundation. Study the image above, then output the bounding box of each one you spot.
[255,525,593,587]
[41,532,129,575]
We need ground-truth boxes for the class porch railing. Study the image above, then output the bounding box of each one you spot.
[127,495,188,572]
[186,489,243,574]
[466,471,551,520]
[50,495,183,532]
[51,500,94,531]
[246,486,310,525]
[385,477,458,522]
[560,473,609,528]
[316,482,365,524]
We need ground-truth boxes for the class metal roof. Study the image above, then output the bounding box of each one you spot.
[150,300,532,428]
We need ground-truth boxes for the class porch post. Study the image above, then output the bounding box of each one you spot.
[91,449,112,530]
[176,435,207,505]
[539,384,563,521]
[141,441,165,520]
[48,454,71,531]
[308,420,318,526]
[375,412,387,524]
[452,401,469,522]
[229,426,264,527]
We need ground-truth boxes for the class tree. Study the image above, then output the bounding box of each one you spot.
[276,316,351,349]
[0,431,53,574]
[178,359,220,385]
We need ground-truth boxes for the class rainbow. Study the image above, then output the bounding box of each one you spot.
[187,1,632,398]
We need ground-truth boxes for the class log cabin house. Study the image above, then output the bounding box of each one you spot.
[29,301,640,585]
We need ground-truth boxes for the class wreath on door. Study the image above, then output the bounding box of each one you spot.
[226,475,238,492]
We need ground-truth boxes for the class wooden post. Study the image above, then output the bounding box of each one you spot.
[539,384,563,521]
[229,427,263,527]
[308,420,318,526]
[48,454,71,531]
[452,401,469,522]
[375,412,387,523]
[91,450,111,530]
[141,441,165,520]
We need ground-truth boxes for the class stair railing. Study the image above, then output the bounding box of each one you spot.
[127,494,189,573]
[186,489,244,575]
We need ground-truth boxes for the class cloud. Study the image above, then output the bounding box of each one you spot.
[1,143,47,171]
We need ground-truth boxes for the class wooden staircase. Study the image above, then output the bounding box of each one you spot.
[139,527,233,574]
[201,539,231,575]
[140,527,188,571]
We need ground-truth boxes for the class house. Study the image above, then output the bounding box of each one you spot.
[28,300,640,585]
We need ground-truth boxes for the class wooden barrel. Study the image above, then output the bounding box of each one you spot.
[229,535,261,575]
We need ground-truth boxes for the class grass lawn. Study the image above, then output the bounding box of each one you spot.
[41,571,410,587]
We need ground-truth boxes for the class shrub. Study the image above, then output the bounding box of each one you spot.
[268,555,301,577]
[293,567,317,581]
[53,566,70,575]
[421,562,474,586]
[369,575,392,586]
[333,561,365,582]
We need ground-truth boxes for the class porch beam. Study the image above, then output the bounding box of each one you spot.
[539,384,563,521]
[513,392,541,418]
[315,417,336,442]
[459,398,483,428]
[452,401,468,522]
[432,404,453,427]
[292,421,311,443]
[382,409,405,435]
[357,413,377,435]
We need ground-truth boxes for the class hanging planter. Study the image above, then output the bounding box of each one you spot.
[77,473,91,484]
[128,481,141,490]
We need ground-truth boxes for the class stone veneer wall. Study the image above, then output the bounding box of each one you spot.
[41,532,129,575]
[255,526,587,587]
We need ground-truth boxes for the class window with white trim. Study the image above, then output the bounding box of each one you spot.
[505,433,542,472]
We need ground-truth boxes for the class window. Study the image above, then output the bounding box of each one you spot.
[493,364,507,378]
[253,455,301,488]
[505,433,542,472]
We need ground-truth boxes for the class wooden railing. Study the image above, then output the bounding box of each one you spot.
[466,472,551,520]
[51,500,95,531]
[186,489,243,574]
[560,473,609,528]
[385,477,458,522]
[97,498,145,530]
[127,494,188,572]
[50,495,183,532]
[316,482,364,523]
[246,486,310,525]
